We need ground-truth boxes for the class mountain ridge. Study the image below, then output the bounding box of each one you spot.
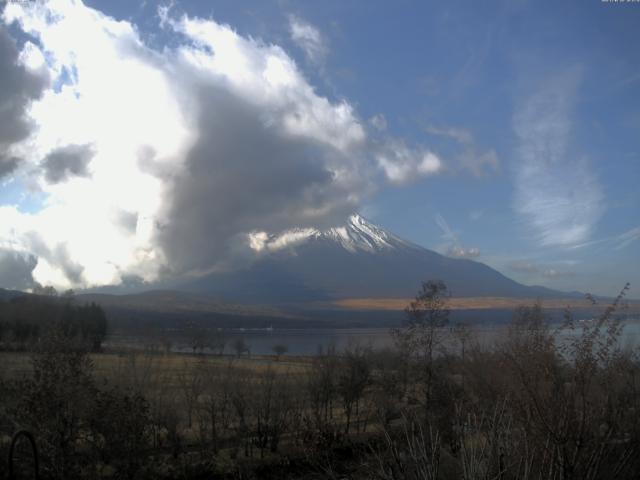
[182,214,575,303]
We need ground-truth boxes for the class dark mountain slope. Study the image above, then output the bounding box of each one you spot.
[183,215,566,303]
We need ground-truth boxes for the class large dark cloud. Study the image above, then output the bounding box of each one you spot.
[157,85,362,274]
[0,26,47,168]
[42,143,94,183]
[0,249,38,290]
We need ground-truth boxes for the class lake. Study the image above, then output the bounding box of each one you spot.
[106,316,640,356]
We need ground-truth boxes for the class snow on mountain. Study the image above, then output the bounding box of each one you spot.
[324,214,413,252]
[182,213,567,303]
[249,214,413,254]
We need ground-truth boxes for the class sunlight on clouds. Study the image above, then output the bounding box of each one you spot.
[32,257,70,288]
[171,14,365,152]
[2,0,186,287]
[18,40,46,71]
[178,17,258,87]
[0,0,442,289]
[264,56,296,88]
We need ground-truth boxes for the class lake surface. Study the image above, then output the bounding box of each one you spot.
[106,317,640,356]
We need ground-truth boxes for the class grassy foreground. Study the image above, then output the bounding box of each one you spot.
[1,283,639,479]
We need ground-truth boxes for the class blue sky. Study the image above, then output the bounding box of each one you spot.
[0,0,638,297]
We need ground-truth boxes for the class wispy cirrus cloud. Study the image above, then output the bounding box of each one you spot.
[566,225,640,253]
[615,226,640,250]
[512,68,604,247]
[288,14,328,67]
[435,213,480,258]
[369,113,387,132]
[425,124,499,177]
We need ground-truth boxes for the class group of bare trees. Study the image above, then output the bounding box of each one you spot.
[1,280,639,479]
[491,284,640,479]
[370,281,640,480]
[2,322,150,479]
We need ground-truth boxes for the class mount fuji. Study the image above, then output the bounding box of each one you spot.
[180,214,563,304]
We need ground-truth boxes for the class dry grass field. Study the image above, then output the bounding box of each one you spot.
[335,296,640,312]
[0,350,311,378]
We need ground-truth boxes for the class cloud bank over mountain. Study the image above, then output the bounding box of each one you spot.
[0,1,443,289]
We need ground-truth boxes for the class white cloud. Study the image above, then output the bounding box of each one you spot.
[376,140,442,185]
[248,228,317,253]
[0,0,442,289]
[512,69,603,247]
[288,14,328,66]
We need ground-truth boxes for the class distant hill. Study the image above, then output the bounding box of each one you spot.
[76,290,295,318]
[0,288,28,302]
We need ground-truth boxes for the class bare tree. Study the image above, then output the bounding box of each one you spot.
[197,359,235,453]
[176,358,204,428]
[13,324,97,479]
[338,343,371,434]
[499,284,638,480]
[253,367,293,457]
[393,280,450,408]
[452,322,471,391]
[89,389,151,479]
[307,345,338,427]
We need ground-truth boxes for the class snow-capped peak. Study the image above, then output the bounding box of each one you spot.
[323,214,409,252]
[247,214,412,254]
